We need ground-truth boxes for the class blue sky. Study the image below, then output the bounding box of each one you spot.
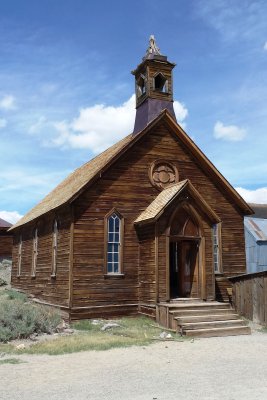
[0,0,267,223]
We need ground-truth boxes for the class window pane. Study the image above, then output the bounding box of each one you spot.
[113,243,118,253]
[109,233,114,242]
[115,233,119,243]
[108,243,113,253]
[114,216,120,232]
[114,263,119,273]
[108,252,113,262]
[107,263,113,273]
[114,253,119,263]
[108,217,114,232]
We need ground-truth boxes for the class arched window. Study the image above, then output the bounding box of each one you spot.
[105,211,123,274]
[51,220,58,277]
[212,223,222,273]
[17,235,22,277]
[31,228,38,277]
[136,74,146,97]
[153,73,168,93]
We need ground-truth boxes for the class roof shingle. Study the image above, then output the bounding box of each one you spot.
[135,180,188,224]
[10,134,132,230]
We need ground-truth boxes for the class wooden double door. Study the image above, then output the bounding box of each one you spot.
[169,239,199,298]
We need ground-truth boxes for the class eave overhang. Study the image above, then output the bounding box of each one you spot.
[134,179,221,227]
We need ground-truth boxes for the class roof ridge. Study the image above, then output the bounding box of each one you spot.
[10,110,252,231]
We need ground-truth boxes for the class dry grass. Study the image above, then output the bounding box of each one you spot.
[0,316,184,356]
[0,358,25,365]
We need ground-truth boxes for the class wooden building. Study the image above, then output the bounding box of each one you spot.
[0,217,12,262]
[244,216,267,273]
[10,37,253,328]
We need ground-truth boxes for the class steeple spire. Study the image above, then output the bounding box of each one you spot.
[144,35,161,60]
[131,36,176,135]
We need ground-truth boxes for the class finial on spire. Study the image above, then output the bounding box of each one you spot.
[146,35,161,56]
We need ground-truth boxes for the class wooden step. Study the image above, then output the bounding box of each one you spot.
[163,302,231,310]
[175,313,240,324]
[169,308,234,317]
[169,298,202,303]
[184,325,251,338]
[179,319,245,331]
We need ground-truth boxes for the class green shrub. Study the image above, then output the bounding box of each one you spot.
[0,278,7,287]
[0,259,12,267]
[0,298,61,342]
[5,289,27,302]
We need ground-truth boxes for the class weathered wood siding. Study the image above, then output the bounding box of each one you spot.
[71,122,246,314]
[230,271,267,326]
[0,232,13,259]
[138,224,156,303]
[11,207,71,307]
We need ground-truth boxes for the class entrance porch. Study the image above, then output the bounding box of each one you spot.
[135,180,220,304]
[156,300,251,337]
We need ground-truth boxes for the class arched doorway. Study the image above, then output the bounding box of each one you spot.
[169,207,201,299]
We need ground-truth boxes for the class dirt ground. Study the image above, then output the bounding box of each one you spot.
[1,331,267,400]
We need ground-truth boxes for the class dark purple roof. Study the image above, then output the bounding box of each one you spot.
[0,217,12,228]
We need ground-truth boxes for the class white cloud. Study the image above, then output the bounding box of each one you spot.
[0,118,7,128]
[264,41,267,51]
[235,187,267,204]
[0,95,16,110]
[51,95,188,154]
[0,168,68,194]
[174,101,188,125]
[29,116,47,134]
[214,121,246,141]
[195,1,267,43]
[0,210,23,224]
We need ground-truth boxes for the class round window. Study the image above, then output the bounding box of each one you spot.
[149,161,178,190]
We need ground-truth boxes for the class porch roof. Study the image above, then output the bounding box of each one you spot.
[134,179,220,225]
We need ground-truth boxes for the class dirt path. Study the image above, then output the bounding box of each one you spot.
[1,332,267,400]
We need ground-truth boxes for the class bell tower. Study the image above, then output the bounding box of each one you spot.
[132,35,176,134]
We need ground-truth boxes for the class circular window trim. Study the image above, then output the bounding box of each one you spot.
[149,160,179,191]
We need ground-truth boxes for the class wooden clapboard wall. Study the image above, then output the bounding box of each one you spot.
[11,206,71,308]
[0,232,13,259]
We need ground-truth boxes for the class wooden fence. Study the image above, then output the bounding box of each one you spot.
[229,271,267,326]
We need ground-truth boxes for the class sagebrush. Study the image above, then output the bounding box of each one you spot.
[0,290,61,342]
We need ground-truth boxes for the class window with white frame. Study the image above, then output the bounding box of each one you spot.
[31,228,38,276]
[106,213,121,274]
[212,223,221,273]
[17,235,22,277]
[51,220,58,277]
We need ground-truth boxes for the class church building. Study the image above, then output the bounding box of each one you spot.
[10,37,253,331]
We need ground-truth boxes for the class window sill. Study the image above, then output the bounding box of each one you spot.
[104,274,125,279]
[153,90,169,95]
